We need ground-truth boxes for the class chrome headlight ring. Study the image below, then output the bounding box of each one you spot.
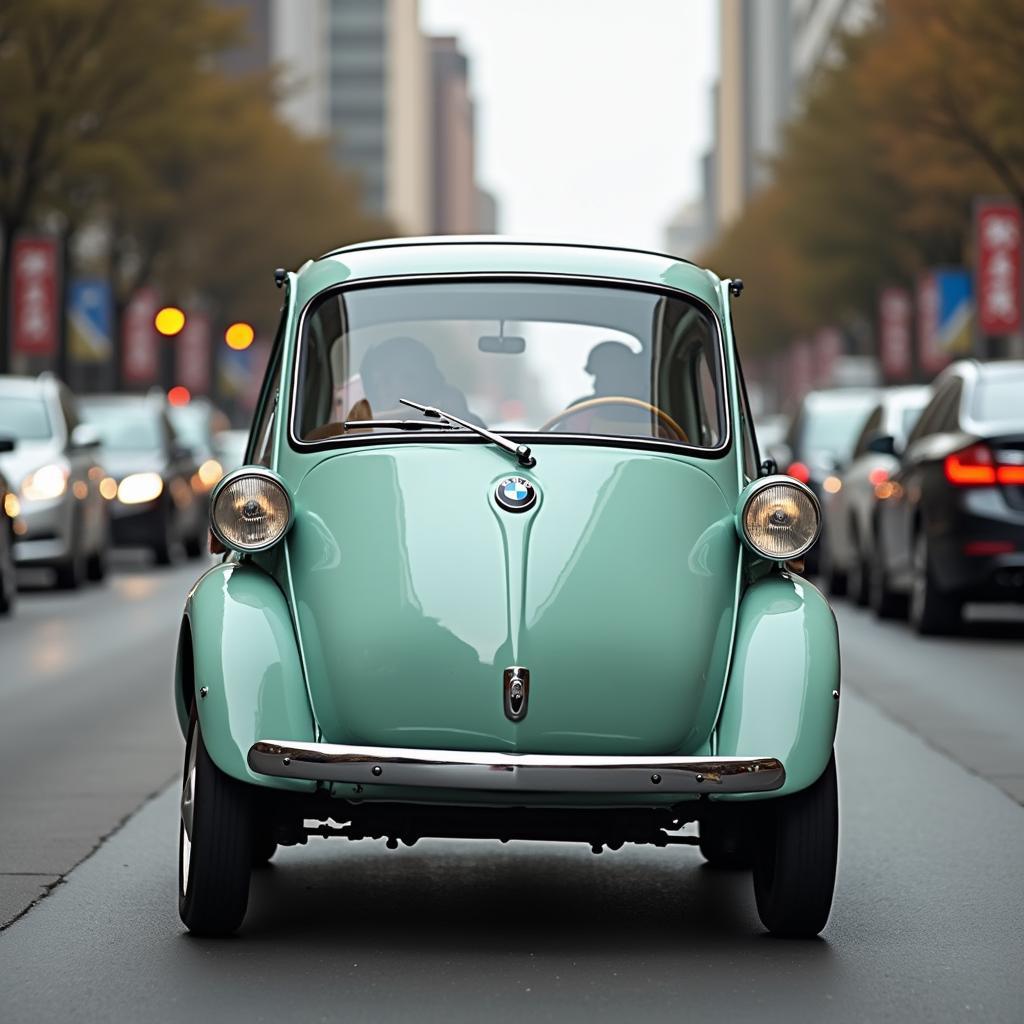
[737,474,821,562]
[209,466,294,554]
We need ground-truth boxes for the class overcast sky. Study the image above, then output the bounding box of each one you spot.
[420,0,718,252]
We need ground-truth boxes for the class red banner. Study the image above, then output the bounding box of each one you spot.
[121,287,161,384]
[11,236,60,356]
[975,200,1021,336]
[176,312,210,394]
[916,272,944,375]
[814,327,843,387]
[879,287,912,381]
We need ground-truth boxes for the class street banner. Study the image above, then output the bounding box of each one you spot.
[879,286,912,381]
[217,344,252,398]
[814,327,843,387]
[67,278,114,364]
[11,235,61,356]
[787,338,814,405]
[918,269,972,375]
[176,311,211,394]
[974,199,1021,336]
[122,287,161,384]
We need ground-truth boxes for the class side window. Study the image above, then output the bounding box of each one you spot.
[938,379,964,432]
[736,367,759,479]
[249,341,284,468]
[853,406,882,456]
[57,385,80,436]
[908,382,952,443]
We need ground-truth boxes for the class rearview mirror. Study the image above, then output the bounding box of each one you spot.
[70,424,101,449]
[0,436,15,454]
[866,433,896,456]
[478,334,525,354]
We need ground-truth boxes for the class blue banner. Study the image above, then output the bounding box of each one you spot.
[67,278,114,363]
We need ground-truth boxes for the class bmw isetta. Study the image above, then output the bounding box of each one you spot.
[175,238,840,937]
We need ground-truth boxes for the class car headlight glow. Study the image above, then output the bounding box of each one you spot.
[738,476,821,561]
[117,472,165,505]
[210,468,292,552]
[21,463,69,502]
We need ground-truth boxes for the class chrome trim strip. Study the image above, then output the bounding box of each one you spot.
[247,741,785,794]
[285,272,732,462]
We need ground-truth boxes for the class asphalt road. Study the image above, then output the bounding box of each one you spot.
[1,565,1023,1021]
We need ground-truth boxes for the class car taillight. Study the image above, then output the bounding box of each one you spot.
[868,467,889,487]
[944,443,1024,486]
[786,461,811,484]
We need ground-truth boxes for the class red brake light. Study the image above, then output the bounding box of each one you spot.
[997,464,1024,485]
[945,444,996,485]
[787,461,811,484]
[868,467,889,486]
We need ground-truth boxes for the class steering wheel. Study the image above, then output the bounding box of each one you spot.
[540,396,690,443]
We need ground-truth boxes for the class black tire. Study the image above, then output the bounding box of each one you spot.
[868,548,904,619]
[153,507,174,566]
[54,529,86,590]
[819,539,846,597]
[0,523,16,616]
[178,710,253,936]
[251,825,278,867]
[752,753,838,938]
[846,526,870,607]
[908,532,961,635]
[699,802,753,869]
[183,531,204,560]
[86,544,108,582]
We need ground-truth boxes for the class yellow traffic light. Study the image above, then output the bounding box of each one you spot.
[225,322,255,350]
[154,306,186,336]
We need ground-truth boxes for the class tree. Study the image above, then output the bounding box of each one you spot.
[0,0,236,370]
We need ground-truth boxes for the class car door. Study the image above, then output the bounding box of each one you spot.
[836,404,882,563]
[887,379,962,583]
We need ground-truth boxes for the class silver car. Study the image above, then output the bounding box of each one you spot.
[0,374,110,588]
[821,385,932,603]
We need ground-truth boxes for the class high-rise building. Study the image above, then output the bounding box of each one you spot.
[666,0,873,250]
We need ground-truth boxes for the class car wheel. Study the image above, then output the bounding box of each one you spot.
[819,540,846,597]
[908,532,961,636]
[868,543,904,619]
[153,507,174,566]
[178,709,253,936]
[183,531,204,560]
[251,821,278,868]
[752,753,838,938]
[54,526,86,590]
[698,802,752,869]
[86,543,108,582]
[0,524,16,616]
[846,528,870,607]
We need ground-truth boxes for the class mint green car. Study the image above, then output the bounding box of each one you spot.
[174,239,839,938]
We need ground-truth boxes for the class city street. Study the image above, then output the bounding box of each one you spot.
[1,563,1022,1022]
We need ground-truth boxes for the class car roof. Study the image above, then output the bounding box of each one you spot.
[802,388,880,408]
[0,373,59,398]
[292,237,727,313]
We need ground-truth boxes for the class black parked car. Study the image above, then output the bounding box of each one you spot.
[872,360,1024,633]
[79,395,206,565]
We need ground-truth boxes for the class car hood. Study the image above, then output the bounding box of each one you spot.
[285,445,740,756]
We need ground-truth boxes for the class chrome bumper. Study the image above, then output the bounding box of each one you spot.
[247,741,785,794]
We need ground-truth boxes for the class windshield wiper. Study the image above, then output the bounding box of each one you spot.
[343,418,460,431]
[400,398,536,468]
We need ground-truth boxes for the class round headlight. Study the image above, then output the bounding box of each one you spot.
[210,469,292,552]
[740,476,820,561]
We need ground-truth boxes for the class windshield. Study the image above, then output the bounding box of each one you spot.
[80,402,164,452]
[799,396,878,461]
[168,405,208,448]
[294,281,725,451]
[0,395,52,441]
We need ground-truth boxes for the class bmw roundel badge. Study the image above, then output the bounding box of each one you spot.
[495,475,537,513]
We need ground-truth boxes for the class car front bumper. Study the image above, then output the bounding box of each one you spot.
[248,741,786,794]
[12,497,73,567]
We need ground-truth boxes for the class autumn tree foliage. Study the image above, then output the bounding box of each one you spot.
[701,0,1024,359]
[0,0,387,368]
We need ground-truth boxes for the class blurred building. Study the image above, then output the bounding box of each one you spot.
[664,0,873,249]
[429,36,500,235]
[215,0,433,235]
